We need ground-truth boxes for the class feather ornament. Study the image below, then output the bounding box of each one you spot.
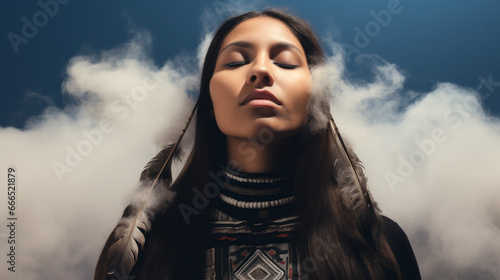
[328,114,379,222]
[100,99,199,279]
[104,208,151,279]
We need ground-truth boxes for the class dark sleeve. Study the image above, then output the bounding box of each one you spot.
[382,216,422,280]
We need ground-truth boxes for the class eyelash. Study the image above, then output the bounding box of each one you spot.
[224,61,298,69]
[274,62,298,69]
[225,62,246,67]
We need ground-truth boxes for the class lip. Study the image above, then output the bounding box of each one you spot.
[240,89,282,106]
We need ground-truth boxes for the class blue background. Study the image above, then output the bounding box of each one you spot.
[1,0,499,128]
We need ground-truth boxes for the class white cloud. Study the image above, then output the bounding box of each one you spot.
[0,32,195,280]
[316,44,500,279]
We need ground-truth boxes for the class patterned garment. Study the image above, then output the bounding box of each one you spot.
[205,208,301,280]
[205,166,302,280]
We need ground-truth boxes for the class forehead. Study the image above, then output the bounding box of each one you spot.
[219,16,304,53]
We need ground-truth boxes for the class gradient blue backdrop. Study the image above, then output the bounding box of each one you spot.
[1,0,499,128]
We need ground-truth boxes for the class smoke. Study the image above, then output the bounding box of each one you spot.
[0,30,196,279]
[314,43,500,279]
[1,3,499,280]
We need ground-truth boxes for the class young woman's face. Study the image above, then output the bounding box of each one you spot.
[209,16,312,140]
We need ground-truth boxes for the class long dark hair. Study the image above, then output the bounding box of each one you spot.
[96,8,402,280]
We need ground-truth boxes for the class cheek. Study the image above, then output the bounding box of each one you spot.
[290,75,313,117]
[302,79,313,106]
[209,75,229,112]
[209,74,239,133]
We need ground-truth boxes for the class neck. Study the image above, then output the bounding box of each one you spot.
[226,136,296,173]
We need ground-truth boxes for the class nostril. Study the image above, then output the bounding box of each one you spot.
[264,76,270,82]
[251,75,257,82]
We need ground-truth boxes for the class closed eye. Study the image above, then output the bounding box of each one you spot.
[224,61,298,69]
[224,61,247,67]
[273,62,299,69]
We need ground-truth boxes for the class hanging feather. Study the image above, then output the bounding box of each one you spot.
[102,144,179,280]
[104,205,152,279]
[96,99,199,280]
[328,113,379,223]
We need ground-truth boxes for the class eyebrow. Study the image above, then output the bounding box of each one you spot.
[219,41,305,57]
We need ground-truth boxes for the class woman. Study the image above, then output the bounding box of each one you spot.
[95,9,421,280]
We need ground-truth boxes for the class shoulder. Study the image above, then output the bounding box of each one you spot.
[381,216,422,280]
[381,216,411,248]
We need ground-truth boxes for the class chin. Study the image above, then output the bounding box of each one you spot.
[243,122,305,140]
[218,116,307,139]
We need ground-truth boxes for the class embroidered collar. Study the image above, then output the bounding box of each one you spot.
[216,164,295,210]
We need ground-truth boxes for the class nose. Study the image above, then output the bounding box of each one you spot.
[246,57,274,87]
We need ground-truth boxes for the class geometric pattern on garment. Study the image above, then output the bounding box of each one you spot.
[234,249,284,280]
